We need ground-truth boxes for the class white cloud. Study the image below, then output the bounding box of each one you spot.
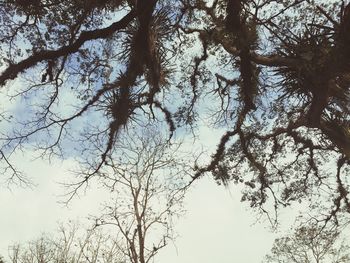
[0,154,110,257]
[156,177,276,263]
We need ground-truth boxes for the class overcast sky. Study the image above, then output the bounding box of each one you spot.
[0,66,284,263]
[0,120,291,263]
[0,89,338,263]
[0,153,280,263]
[1,96,348,263]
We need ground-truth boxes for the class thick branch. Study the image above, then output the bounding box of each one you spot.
[0,10,136,86]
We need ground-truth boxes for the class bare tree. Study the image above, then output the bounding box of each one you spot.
[89,127,187,263]
[8,221,123,263]
[6,127,187,263]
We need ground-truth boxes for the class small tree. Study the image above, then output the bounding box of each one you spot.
[263,224,350,263]
[90,127,187,263]
[7,222,123,263]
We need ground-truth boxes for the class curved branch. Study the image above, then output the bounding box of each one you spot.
[191,129,237,182]
[0,10,136,86]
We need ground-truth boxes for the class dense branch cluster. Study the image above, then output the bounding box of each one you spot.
[264,223,350,263]
[0,0,349,222]
[7,222,124,263]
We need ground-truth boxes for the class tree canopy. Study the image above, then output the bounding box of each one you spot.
[0,0,349,223]
[264,223,350,263]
